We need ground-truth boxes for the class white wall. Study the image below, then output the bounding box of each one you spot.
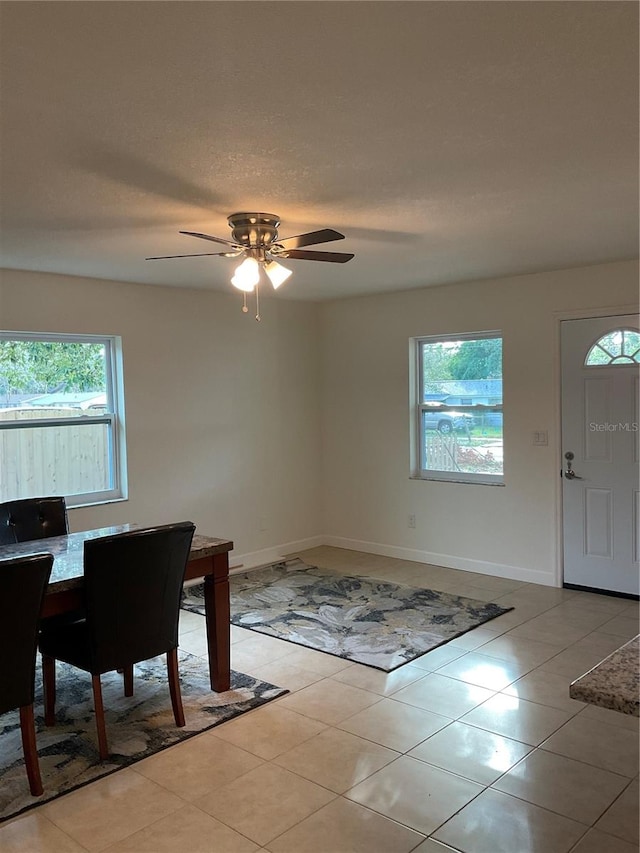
[319,260,639,586]
[0,269,323,568]
[2,260,638,585]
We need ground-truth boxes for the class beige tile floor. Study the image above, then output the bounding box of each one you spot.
[2,546,639,853]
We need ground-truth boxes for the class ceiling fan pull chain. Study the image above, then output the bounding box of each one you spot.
[255,282,261,322]
[242,292,248,313]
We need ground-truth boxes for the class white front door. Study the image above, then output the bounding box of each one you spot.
[561,315,640,596]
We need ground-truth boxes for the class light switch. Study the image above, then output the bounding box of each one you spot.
[532,431,548,446]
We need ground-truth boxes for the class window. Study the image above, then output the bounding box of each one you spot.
[585,328,640,366]
[411,332,503,484]
[0,332,127,507]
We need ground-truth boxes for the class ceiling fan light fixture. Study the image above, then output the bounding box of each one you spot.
[264,260,292,289]
[231,257,260,291]
[148,214,353,317]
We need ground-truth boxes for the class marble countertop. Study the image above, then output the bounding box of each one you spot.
[570,635,639,717]
[0,525,233,591]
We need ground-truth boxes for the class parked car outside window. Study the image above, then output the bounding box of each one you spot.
[422,410,474,434]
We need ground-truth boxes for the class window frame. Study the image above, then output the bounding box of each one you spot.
[410,330,504,486]
[0,330,128,507]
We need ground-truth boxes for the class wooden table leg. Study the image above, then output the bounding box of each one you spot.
[203,553,231,692]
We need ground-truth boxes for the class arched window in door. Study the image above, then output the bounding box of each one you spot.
[585,328,640,366]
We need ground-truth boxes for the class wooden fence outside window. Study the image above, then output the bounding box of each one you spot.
[0,408,109,499]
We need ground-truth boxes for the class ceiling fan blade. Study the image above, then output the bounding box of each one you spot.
[179,230,239,248]
[276,228,345,250]
[146,251,239,260]
[277,249,354,263]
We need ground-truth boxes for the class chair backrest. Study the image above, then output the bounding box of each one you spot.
[83,522,196,673]
[0,497,69,545]
[0,553,54,714]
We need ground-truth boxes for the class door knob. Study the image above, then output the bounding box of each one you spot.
[564,469,582,480]
[564,452,582,479]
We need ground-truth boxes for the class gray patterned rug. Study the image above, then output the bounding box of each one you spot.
[0,652,286,824]
[182,558,513,671]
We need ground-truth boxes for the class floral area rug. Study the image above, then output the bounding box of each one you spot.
[0,652,287,823]
[182,558,513,672]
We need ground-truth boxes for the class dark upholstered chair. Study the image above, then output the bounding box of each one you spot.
[39,522,196,760]
[0,497,69,546]
[0,553,54,796]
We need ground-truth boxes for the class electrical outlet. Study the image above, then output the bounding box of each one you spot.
[408,514,416,529]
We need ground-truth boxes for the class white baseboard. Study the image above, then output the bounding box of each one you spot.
[202,533,556,587]
[231,535,325,574]
[323,535,557,587]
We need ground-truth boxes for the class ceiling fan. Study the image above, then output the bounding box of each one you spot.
[146,212,354,319]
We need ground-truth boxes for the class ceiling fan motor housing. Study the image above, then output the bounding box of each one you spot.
[227,212,281,249]
[146,215,353,268]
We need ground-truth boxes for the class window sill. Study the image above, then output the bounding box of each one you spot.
[66,495,129,510]
[410,475,505,486]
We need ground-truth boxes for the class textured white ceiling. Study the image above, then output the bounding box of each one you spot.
[0,1,637,301]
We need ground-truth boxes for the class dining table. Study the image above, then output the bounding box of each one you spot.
[0,524,234,692]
